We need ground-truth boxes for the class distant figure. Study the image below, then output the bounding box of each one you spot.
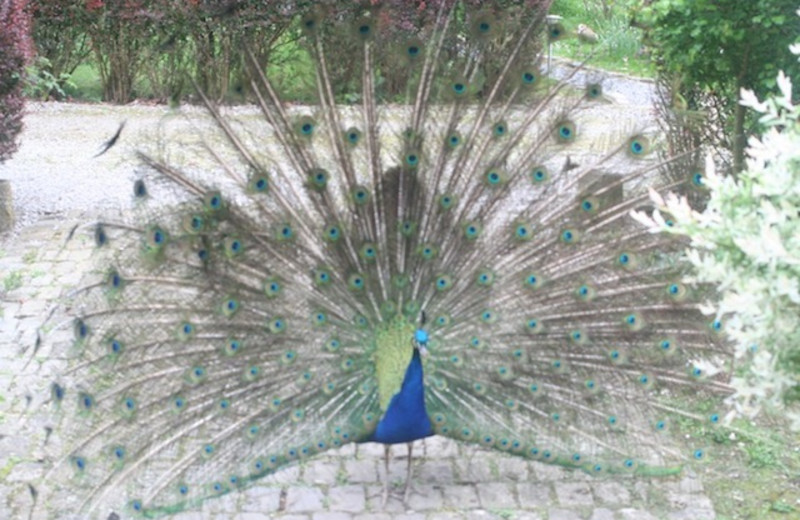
[577,23,600,44]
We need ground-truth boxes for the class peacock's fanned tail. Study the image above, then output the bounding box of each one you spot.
[35,2,732,517]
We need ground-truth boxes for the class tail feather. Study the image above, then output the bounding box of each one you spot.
[28,2,734,517]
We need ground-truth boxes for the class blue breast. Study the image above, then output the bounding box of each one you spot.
[368,348,433,444]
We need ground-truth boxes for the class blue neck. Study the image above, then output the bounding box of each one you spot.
[367,348,433,444]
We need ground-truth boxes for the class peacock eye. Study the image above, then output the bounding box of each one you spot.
[45,7,733,511]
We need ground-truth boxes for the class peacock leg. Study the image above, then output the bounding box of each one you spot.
[402,442,414,505]
[381,444,391,508]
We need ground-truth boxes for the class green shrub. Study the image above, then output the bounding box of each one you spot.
[634,38,800,428]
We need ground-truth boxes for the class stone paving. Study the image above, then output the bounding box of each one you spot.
[0,215,720,520]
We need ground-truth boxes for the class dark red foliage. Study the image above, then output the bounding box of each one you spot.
[0,0,32,163]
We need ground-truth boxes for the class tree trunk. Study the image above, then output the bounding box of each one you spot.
[732,87,746,174]
[0,179,15,233]
[732,44,751,174]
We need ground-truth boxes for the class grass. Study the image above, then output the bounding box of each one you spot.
[708,461,799,519]
[0,457,21,481]
[549,0,655,77]
[65,63,104,102]
[629,391,800,519]
[551,36,654,77]
[336,467,349,485]
[680,412,800,519]
[2,270,23,292]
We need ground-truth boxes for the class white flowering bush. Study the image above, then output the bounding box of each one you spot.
[634,44,800,429]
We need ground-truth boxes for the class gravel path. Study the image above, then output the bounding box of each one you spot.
[548,59,658,107]
[0,102,186,230]
[0,67,659,232]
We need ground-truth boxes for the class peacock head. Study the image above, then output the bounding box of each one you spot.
[414,328,429,356]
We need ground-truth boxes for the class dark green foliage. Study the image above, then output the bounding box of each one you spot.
[638,0,800,172]
[26,0,553,103]
[26,0,91,100]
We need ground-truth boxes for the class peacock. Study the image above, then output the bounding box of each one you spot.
[28,1,735,518]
